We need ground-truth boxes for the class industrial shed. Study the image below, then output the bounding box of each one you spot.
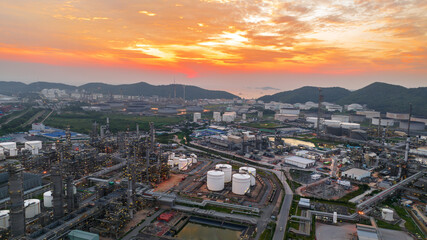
[342,168,371,181]
[284,156,315,168]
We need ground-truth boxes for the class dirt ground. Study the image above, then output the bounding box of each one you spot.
[153,173,187,192]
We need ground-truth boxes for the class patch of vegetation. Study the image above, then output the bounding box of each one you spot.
[259,222,276,240]
[375,219,401,231]
[337,184,370,202]
[241,122,282,129]
[44,111,184,134]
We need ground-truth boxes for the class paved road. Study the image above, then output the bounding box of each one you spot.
[272,170,293,240]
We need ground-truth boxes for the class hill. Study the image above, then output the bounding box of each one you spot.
[258,86,350,103]
[337,82,427,117]
[258,82,427,117]
[0,81,238,100]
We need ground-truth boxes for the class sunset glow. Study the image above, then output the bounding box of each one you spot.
[1,0,426,97]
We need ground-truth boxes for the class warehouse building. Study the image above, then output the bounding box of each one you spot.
[284,156,316,168]
[342,168,371,181]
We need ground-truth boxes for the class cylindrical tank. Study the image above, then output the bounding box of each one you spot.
[232,174,251,195]
[239,167,256,186]
[0,210,9,229]
[167,160,174,167]
[24,199,41,219]
[173,157,180,166]
[207,170,225,191]
[187,158,193,167]
[215,164,232,182]
[179,159,188,171]
[43,191,53,208]
[192,157,197,164]
[169,152,175,160]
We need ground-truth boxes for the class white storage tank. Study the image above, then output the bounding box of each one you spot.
[24,199,41,219]
[207,170,225,191]
[173,157,180,166]
[168,152,175,160]
[232,174,251,195]
[43,191,53,208]
[215,164,232,182]
[0,210,9,229]
[179,159,188,171]
[381,208,394,221]
[187,158,193,167]
[167,160,174,167]
[239,167,256,186]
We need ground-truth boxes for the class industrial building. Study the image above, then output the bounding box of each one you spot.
[193,112,201,122]
[274,114,298,122]
[371,118,395,126]
[342,168,371,181]
[399,120,425,131]
[284,156,316,168]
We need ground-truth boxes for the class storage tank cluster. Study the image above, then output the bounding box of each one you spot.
[206,164,257,195]
[168,152,198,170]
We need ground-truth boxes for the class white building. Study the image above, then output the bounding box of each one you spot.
[326,104,343,112]
[381,208,394,221]
[386,112,409,120]
[371,118,394,127]
[342,168,370,180]
[32,123,46,131]
[279,108,300,115]
[213,112,221,122]
[356,111,380,119]
[284,156,316,168]
[346,103,363,111]
[222,112,236,122]
[193,112,201,122]
[275,114,298,122]
[332,115,350,123]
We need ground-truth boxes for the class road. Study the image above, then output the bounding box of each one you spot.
[272,170,293,240]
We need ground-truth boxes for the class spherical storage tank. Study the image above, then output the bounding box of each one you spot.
[0,210,9,229]
[232,174,251,195]
[239,167,256,186]
[24,199,41,219]
[207,170,225,191]
[215,164,232,182]
[179,159,188,170]
[43,191,53,208]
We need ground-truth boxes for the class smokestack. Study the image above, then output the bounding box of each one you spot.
[8,164,25,238]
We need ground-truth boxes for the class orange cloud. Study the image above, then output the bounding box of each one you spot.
[0,0,426,78]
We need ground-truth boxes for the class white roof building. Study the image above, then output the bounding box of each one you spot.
[342,168,370,180]
[284,156,316,168]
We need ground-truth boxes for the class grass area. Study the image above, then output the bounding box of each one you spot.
[259,222,276,240]
[0,107,43,135]
[286,178,302,191]
[375,219,401,230]
[241,122,282,129]
[393,205,425,239]
[44,111,184,134]
[337,184,370,202]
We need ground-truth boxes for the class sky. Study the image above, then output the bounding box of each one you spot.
[0,0,426,98]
